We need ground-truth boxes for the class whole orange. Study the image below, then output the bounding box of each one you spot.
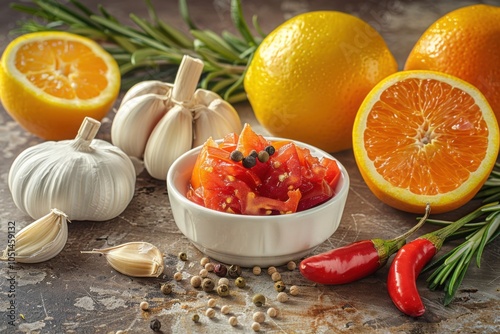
[405,5,500,121]
[244,11,397,153]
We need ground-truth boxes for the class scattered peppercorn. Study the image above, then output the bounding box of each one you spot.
[217,283,230,297]
[205,307,216,318]
[252,266,262,275]
[190,275,202,288]
[267,266,277,275]
[205,262,215,272]
[178,251,188,261]
[221,305,231,315]
[214,263,228,277]
[228,265,242,278]
[253,311,266,323]
[140,301,149,311]
[242,155,257,168]
[207,298,217,308]
[230,150,244,162]
[173,271,183,281]
[267,307,278,318]
[287,261,297,271]
[200,257,210,266]
[192,313,200,323]
[202,278,215,292]
[199,268,209,278]
[251,322,261,332]
[150,319,161,332]
[252,293,266,307]
[218,277,230,286]
[229,316,238,326]
[277,292,288,303]
[271,271,282,282]
[160,283,173,295]
[289,285,300,296]
[235,276,246,288]
[274,281,286,292]
[265,145,276,156]
[257,150,270,163]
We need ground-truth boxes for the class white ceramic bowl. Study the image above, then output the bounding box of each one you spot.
[166,138,350,267]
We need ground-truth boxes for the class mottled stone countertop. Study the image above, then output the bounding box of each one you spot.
[0,1,498,333]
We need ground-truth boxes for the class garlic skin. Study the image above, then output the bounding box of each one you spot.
[8,117,136,221]
[82,242,164,278]
[0,209,69,263]
[111,55,242,180]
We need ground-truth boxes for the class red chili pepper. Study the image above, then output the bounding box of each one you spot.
[387,208,474,317]
[299,204,430,285]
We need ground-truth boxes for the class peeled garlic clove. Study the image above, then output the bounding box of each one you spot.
[144,105,193,180]
[120,80,172,106]
[1,209,69,263]
[111,93,171,158]
[82,242,164,278]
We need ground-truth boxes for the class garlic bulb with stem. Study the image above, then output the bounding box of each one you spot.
[0,209,69,263]
[8,117,136,221]
[81,242,164,278]
[111,54,243,180]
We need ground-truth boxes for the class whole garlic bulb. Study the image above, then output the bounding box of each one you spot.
[111,55,242,180]
[8,117,136,221]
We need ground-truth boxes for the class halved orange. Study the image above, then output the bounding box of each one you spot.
[0,31,120,140]
[352,70,500,214]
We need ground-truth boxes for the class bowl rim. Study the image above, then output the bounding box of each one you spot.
[166,136,350,220]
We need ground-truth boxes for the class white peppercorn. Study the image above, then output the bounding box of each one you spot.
[229,316,238,326]
[252,311,266,323]
[218,277,230,286]
[200,257,210,266]
[205,262,215,272]
[251,321,261,331]
[221,305,231,315]
[252,266,262,275]
[271,271,281,282]
[207,298,217,308]
[267,266,277,275]
[290,285,300,296]
[205,307,216,318]
[277,292,288,303]
[139,301,149,311]
[191,275,202,288]
[173,271,183,281]
[287,261,297,271]
[199,268,209,278]
[267,307,278,318]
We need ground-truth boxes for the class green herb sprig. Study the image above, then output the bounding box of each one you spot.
[10,0,264,103]
[422,162,500,305]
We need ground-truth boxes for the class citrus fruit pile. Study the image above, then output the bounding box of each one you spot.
[0,31,120,140]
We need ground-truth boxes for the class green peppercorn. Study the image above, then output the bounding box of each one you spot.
[150,319,161,332]
[201,278,215,292]
[252,293,266,307]
[257,150,270,163]
[228,264,242,278]
[242,155,257,168]
[217,283,230,297]
[192,313,200,323]
[235,276,246,288]
[160,283,172,295]
[230,150,244,162]
[265,145,276,156]
[274,280,286,292]
[178,252,188,261]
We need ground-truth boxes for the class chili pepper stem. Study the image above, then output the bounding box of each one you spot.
[374,203,430,263]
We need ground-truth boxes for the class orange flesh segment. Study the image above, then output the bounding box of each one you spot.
[14,39,109,100]
[364,78,489,196]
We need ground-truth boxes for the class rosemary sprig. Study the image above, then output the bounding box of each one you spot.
[422,163,500,305]
[9,0,263,103]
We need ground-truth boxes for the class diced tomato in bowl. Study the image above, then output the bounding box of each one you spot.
[187,124,342,215]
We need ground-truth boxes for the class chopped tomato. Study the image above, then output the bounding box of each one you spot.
[187,124,342,215]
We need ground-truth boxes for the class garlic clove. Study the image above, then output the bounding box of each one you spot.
[144,104,194,180]
[120,80,172,107]
[192,92,243,147]
[81,242,164,277]
[111,93,171,158]
[1,209,69,263]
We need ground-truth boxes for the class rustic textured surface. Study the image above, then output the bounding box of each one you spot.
[0,1,499,333]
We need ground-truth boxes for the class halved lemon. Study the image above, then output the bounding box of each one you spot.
[0,31,120,140]
[353,70,500,214]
